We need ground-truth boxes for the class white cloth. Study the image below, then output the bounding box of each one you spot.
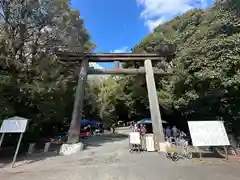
[163,141,171,153]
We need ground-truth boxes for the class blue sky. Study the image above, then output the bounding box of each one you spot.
[71,0,214,69]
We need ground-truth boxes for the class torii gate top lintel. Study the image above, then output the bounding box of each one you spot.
[56,51,175,62]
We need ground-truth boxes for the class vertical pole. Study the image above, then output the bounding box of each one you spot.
[224,146,228,160]
[144,59,165,151]
[12,133,24,168]
[197,146,202,159]
[67,59,89,144]
[0,133,5,148]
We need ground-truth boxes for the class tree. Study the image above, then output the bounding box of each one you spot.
[127,0,240,135]
[97,76,126,126]
[0,0,94,142]
[83,80,102,120]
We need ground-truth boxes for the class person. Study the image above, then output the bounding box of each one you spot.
[143,125,147,134]
[133,124,138,132]
[139,124,142,134]
[165,126,171,143]
[180,130,186,139]
[140,124,147,151]
[140,124,146,136]
[163,128,166,139]
[111,123,116,134]
[86,125,92,136]
[172,126,178,143]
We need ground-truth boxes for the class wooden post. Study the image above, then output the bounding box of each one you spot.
[144,59,165,151]
[67,59,89,144]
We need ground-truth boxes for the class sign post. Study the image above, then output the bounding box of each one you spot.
[0,133,5,147]
[0,116,29,168]
[12,133,24,167]
[188,121,230,160]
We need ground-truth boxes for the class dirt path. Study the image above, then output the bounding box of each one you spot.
[1,129,240,180]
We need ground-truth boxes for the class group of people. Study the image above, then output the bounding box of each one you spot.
[131,123,187,143]
[132,124,147,135]
[164,126,186,143]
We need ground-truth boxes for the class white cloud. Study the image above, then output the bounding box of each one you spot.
[145,17,166,32]
[136,0,209,31]
[89,62,104,70]
[111,46,129,53]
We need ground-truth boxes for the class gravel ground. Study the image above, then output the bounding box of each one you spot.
[0,128,240,180]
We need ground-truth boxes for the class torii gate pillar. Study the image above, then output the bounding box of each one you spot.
[59,59,88,155]
[68,59,89,144]
[145,59,165,151]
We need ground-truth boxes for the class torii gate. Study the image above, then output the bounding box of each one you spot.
[56,52,174,152]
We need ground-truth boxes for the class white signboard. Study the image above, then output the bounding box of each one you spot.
[188,121,230,147]
[145,134,155,151]
[129,132,141,144]
[0,117,28,133]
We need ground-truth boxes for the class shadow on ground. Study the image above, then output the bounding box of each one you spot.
[0,145,61,169]
[83,133,128,149]
[191,147,228,159]
[191,151,224,159]
[0,132,128,168]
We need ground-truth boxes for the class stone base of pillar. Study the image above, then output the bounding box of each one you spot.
[59,142,84,156]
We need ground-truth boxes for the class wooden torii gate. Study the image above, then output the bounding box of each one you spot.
[56,52,174,151]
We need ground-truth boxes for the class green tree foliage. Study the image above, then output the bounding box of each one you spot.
[93,75,152,126]
[123,0,240,135]
[97,77,125,125]
[0,0,94,142]
[1,0,240,144]
[87,1,240,131]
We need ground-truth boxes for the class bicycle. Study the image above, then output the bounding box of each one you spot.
[165,145,180,161]
[165,151,181,161]
[165,139,193,161]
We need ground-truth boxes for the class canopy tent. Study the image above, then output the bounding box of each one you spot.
[136,118,167,124]
[80,120,93,126]
[91,120,102,125]
[80,120,102,126]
